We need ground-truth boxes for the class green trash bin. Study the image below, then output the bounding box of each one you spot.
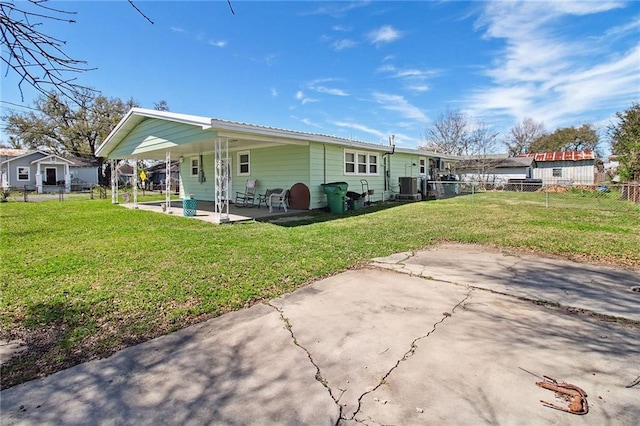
[183,196,197,217]
[321,182,348,214]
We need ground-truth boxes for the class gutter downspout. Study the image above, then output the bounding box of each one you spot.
[383,136,396,196]
[323,144,326,184]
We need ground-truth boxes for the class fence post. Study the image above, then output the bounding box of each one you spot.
[545,185,549,208]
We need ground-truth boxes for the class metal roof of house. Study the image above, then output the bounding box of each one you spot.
[520,150,596,162]
[96,108,460,161]
[0,148,29,158]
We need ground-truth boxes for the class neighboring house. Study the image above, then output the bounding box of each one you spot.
[96,108,459,210]
[1,150,100,193]
[116,163,135,185]
[146,160,180,188]
[1,150,74,193]
[457,155,535,187]
[69,156,100,190]
[520,151,597,185]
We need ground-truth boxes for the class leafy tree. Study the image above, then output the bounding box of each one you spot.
[529,124,600,155]
[504,117,546,156]
[3,90,138,183]
[608,103,640,182]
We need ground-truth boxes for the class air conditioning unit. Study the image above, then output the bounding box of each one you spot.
[399,177,417,194]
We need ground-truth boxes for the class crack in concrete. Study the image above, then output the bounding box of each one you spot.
[266,302,344,424]
[348,290,474,422]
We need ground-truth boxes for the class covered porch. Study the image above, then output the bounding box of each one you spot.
[97,108,318,224]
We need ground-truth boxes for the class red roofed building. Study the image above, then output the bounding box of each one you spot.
[519,150,598,185]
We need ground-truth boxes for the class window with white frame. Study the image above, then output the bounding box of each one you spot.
[419,157,427,175]
[17,166,30,180]
[237,151,250,176]
[190,157,200,177]
[368,154,378,174]
[344,150,379,175]
[552,168,562,177]
[345,152,355,173]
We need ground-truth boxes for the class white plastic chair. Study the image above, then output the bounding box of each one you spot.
[267,188,288,213]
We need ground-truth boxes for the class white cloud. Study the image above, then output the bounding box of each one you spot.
[377,64,436,93]
[306,79,349,97]
[271,88,278,97]
[314,86,349,96]
[407,84,430,93]
[332,39,358,51]
[295,91,318,105]
[170,26,186,33]
[291,115,322,128]
[372,92,427,122]
[331,120,387,140]
[367,25,403,46]
[603,17,640,39]
[208,40,227,48]
[332,25,351,32]
[303,1,371,18]
[469,0,639,128]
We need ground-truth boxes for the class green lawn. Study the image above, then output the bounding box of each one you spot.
[1,193,638,389]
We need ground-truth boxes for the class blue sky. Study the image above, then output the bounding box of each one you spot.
[1,0,639,150]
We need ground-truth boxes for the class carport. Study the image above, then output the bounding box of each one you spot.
[96,108,314,223]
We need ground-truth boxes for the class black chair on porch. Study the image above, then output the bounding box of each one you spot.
[235,179,257,207]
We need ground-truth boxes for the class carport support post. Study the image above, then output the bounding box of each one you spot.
[132,158,138,209]
[165,151,172,214]
[111,159,119,204]
[213,136,230,223]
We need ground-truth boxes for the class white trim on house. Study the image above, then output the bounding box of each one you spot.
[17,166,30,181]
[237,151,250,176]
[344,149,380,176]
[190,157,200,177]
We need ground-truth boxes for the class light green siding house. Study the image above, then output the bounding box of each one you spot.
[96,108,457,210]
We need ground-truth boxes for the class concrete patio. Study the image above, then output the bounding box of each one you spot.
[2,243,638,425]
[120,199,311,224]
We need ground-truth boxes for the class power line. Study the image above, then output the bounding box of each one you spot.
[0,100,39,111]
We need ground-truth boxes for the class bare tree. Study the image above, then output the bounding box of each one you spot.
[2,0,233,104]
[420,108,498,157]
[466,121,500,187]
[420,108,470,155]
[504,117,546,156]
[0,0,96,102]
[468,121,499,156]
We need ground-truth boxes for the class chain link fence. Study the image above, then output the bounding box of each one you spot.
[426,181,640,213]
